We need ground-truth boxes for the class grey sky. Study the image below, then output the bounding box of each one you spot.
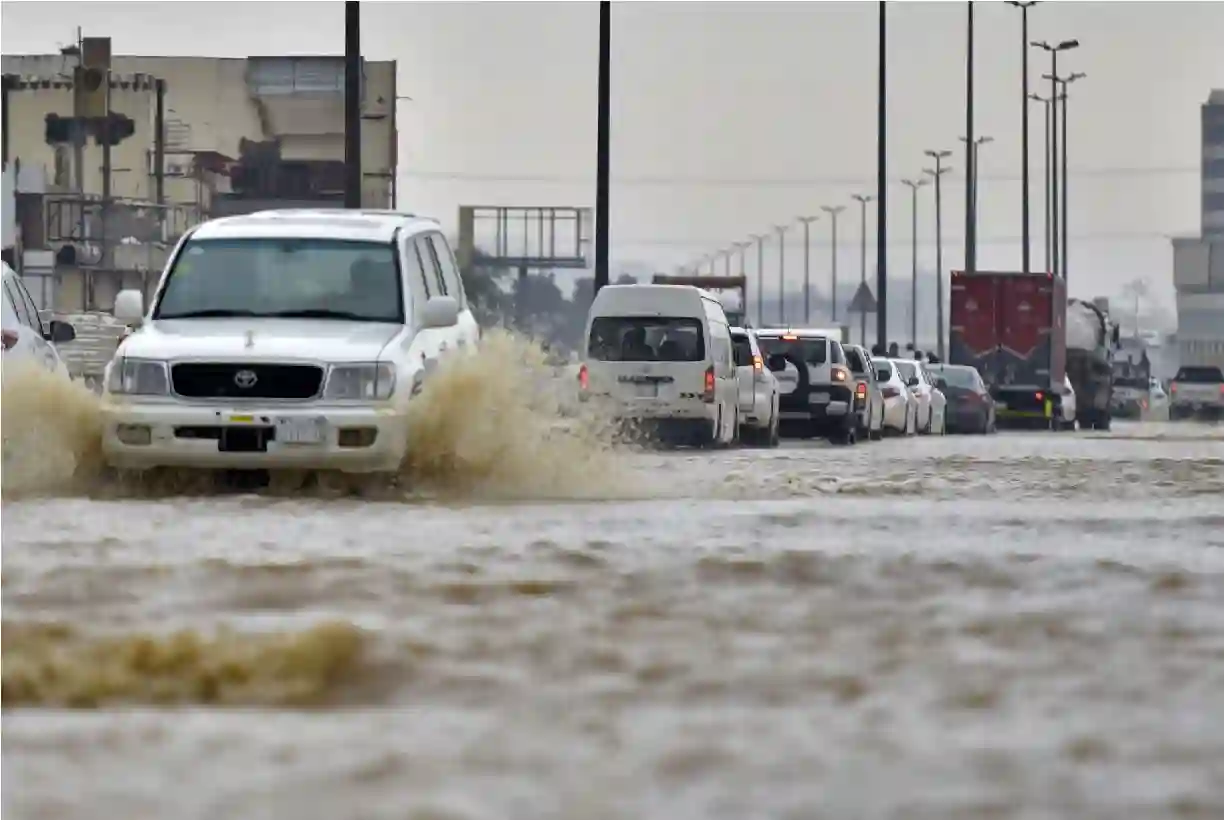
[4,1,1222,314]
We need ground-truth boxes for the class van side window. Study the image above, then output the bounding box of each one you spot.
[427,234,467,309]
[403,238,431,299]
[415,236,447,297]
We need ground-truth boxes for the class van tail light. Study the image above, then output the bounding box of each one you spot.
[1219,384,1224,396]
[1,329,17,351]
[702,365,716,403]
[577,364,589,391]
[1170,382,1178,394]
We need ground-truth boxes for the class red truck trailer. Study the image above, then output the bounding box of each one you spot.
[949,270,1068,428]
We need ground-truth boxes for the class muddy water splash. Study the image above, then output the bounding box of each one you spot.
[1,333,637,500]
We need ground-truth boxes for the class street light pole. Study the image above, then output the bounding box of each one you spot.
[924,150,952,360]
[1029,93,1053,272]
[851,193,875,346]
[1051,71,1085,282]
[798,216,820,324]
[752,233,768,326]
[774,224,791,325]
[901,178,929,350]
[964,0,976,274]
[959,135,993,258]
[820,205,846,324]
[1032,38,1080,277]
[1006,1,1038,272]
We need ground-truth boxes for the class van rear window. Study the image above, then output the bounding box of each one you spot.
[588,317,706,362]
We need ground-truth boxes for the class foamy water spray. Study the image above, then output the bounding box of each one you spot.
[1,334,640,500]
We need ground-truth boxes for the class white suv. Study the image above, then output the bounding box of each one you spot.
[755,328,857,445]
[101,209,479,475]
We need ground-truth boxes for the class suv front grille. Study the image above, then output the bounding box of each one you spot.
[171,363,324,400]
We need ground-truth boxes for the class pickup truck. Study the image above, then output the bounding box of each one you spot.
[1168,365,1224,421]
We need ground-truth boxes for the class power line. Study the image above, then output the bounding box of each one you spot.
[608,229,1183,249]
[397,165,1199,188]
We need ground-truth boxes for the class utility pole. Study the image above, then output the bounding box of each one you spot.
[851,193,875,347]
[798,216,820,324]
[964,0,976,274]
[1029,93,1053,272]
[752,233,768,326]
[1007,1,1038,272]
[820,205,846,323]
[901,178,929,350]
[774,223,791,325]
[1051,72,1085,282]
[875,0,889,351]
[1032,38,1080,277]
[593,0,612,292]
[344,1,363,209]
[923,152,952,360]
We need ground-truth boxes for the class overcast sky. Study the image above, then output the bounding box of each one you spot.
[4,0,1222,316]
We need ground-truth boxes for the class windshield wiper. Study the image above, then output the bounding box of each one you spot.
[156,309,260,319]
[267,309,383,322]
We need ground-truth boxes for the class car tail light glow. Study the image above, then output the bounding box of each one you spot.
[1,329,17,351]
[855,382,867,398]
[752,354,764,372]
[702,366,716,402]
[578,364,589,390]
[833,367,848,383]
[1171,382,1178,394]
[781,334,798,341]
[1035,391,1044,401]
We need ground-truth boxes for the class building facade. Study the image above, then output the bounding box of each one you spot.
[1204,89,1224,238]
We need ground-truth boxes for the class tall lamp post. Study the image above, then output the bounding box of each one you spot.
[1029,92,1054,272]
[964,0,976,274]
[924,150,952,360]
[1048,71,1085,282]
[959,135,993,242]
[798,215,820,324]
[901,178,930,350]
[1031,38,1080,277]
[751,233,768,325]
[593,0,611,292]
[820,205,846,323]
[774,224,792,325]
[851,193,875,346]
[1006,0,1039,272]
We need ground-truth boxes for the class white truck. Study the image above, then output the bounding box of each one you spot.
[1169,365,1224,421]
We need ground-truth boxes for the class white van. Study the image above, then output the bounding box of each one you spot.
[579,284,739,446]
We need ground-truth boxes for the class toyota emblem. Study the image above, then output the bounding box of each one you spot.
[233,369,258,389]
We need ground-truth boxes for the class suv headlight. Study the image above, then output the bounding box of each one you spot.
[324,363,396,401]
[106,358,170,396]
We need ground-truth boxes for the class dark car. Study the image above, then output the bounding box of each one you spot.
[927,363,996,434]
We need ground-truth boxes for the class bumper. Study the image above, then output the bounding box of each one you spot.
[99,399,408,473]
[881,398,909,431]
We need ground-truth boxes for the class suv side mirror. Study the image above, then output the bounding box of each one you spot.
[46,319,76,344]
[422,295,460,329]
[113,289,145,323]
[766,353,788,373]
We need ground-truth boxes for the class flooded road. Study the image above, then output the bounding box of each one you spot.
[4,417,1223,820]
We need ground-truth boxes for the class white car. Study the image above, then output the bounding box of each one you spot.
[730,326,780,447]
[1056,374,1078,430]
[872,357,917,436]
[100,209,479,474]
[580,284,739,447]
[893,358,946,435]
[2,262,75,377]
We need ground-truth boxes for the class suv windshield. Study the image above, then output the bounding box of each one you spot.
[588,316,706,362]
[1174,366,1224,383]
[933,366,979,389]
[154,237,404,323]
[757,335,827,365]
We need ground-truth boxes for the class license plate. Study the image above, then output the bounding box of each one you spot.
[277,417,326,445]
[634,383,658,399]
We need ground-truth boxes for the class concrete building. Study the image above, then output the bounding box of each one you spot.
[1169,89,1224,369]
[2,47,397,312]
[1204,89,1224,238]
